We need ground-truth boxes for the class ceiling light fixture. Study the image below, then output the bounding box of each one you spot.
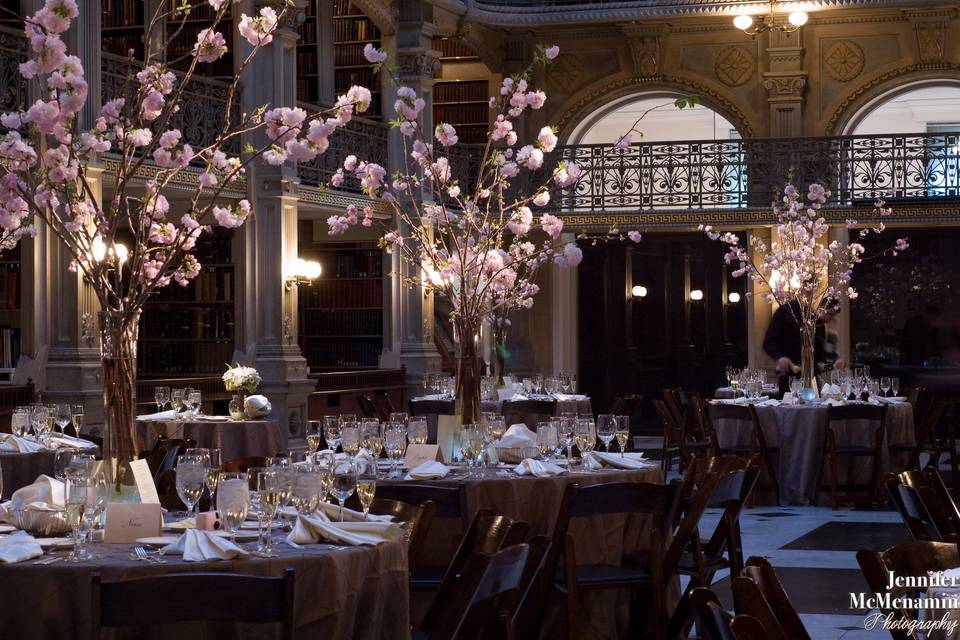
[733,1,808,36]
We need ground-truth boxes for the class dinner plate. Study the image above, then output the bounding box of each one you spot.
[36,537,73,550]
[136,536,180,547]
[0,524,16,534]
[212,530,258,542]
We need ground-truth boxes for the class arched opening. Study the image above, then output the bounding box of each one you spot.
[845,82,960,135]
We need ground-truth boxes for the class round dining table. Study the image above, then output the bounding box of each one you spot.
[0,536,408,640]
[0,450,61,499]
[135,418,288,463]
[409,395,594,440]
[710,399,915,505]
[382,462,664,640]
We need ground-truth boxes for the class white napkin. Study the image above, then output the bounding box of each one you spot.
[404,460,450,480]
[314,501,393,523]
[136,409,178,421]
[166,517,196,530]
[510,394,530,401]
[287,512,403,546]
[587,451,652,470]
[880,396,908,404]
[5,475,64,514]
[48,434,97,449]
[0,531,43,563]
[0,434,46,453]
[194,415,231,422]
[513,458,565,477]
[757,398,781,407]
[781,392,797,405]
[820,382,841,397]
[822,398,845,406]
[553,393,586,401]
[159,529,250,561]
[243,395,272,418]
[497,424,537,449]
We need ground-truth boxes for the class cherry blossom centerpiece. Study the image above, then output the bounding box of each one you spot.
[0,0,371,492]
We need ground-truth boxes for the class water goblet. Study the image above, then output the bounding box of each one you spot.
[574,418,596,467]
[341,425,361,457]
[332,460,358,522]
[536,422,558,461]
[10,407,28,438]
[407,418,428,445]
[323,415,342,452]
[880,376,891,397]
[596,414,616,453]
[217,472,250,543]
[170,389,185,420]
[389,412,408,425]
[558,415,576,466]
[291,465,321,516]
[360,420,383,459]
[175,455,206,515]
[384,422,406,478]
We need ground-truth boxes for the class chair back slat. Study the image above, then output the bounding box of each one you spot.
[691,588,738,640]
[508,536,555,639]
[374,483,464,520]
[567,480,680,518]
[740,557,811,640]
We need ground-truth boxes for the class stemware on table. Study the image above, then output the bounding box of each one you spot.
[306,420,323,454]
[170,389,185,421]
[360,420,383,459]
[154,386,170,413]
[217,472,250,543]
[407,418,428,445]
[175,454,206,515]
[574,418,596,466]
[615,415,630,457]
[64,477,87,562]
[596,414,616,453]
[536,421,558,461]
[332,459,358,522]
[355,457,377,517]
[383,422,406,478]
[250,467,279,557]
[323,416,342,452]
[69,404,84,437]
[341,425,361,457]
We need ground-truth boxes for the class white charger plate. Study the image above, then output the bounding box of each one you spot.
[36,537,74,549]
[0,524,16,534]
[136,535,180,547]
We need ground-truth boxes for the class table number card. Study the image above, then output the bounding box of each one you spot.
[104,503,162,543]
[403,444,441,469]
[437,416,460,464]
[129,458,161,505]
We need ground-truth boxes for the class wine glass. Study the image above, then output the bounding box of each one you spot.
[315,451,334,503]
[341,425,361,457]
[253,468,280,557]
[536,422,558,460]
[64,477,87,562]
[892,377,900,397]
[384,422,406,478]
[170,389,185,420]
[339,413,358,429]
[30,404,50,443]
[11,407,28,438]
[323,416,341,452]
[53,404,71,435]
[360,420,383,459]
[574,418,596,467]
[204,449,221,504]
[484,414,506,443]
[407,418,428,444]
[154,386,170,413]
[615,415,630,458]
[355,458,377,518]
[70,405,84,438]
[596,414,616,453]
[389,412,408,425]
[880,376,891,397]
[80,473,108,557]
[187,391,202,419]
[291,465,321,516]
[175,455,206,515]
[558,415,576,466]
[306,420,323,453]
[332,459,358,522]
[217,472,250,543]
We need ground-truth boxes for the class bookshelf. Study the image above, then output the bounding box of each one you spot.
[165,0,234,79]
[333,0,381,118]
[297,230,384,371]
[102,0,145,60]
[296,0,320,103]
[137,229,235,378]
[0,244,21,384]
[433,80,490,144]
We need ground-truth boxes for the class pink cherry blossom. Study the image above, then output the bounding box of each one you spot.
[540,213,563,238]
[363,43,387,63]
[545,45,560,60]
[238,7,278,47]
[193,28,227,63]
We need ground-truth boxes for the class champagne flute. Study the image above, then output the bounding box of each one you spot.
[70,405,84,438]
[64,477,87,562]
[306,420,323,453]
[332,460,358,522]
[217,472,249,543]
[615,415,630,458]
[355,458,377,518]
[323,416,341,452]
[315,452,335,503]
[596,414,616,453]
[154,386,170,413]
[892,377,900,397]
[253,468,280,557]
[204,449,221,505]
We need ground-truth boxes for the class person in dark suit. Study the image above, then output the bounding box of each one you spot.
[763,299,843,391]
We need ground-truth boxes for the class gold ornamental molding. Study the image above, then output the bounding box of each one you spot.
[99,155,248,197]
[296,184,392,216]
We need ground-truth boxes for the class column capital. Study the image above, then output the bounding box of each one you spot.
[396,48,442,82]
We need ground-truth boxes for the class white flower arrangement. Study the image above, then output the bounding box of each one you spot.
[222,364,262,394]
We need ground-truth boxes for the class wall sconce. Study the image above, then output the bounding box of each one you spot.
[689,289,704,302]
[727,292,741,304]
[631,284,648,299]
[285,258,321,290]
[733,0,807,36]
[91,237,128,265]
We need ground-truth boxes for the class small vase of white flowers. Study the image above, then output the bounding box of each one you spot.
[223,365,262,419]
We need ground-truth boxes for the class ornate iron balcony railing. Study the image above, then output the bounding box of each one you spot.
[0,26,27,117]
[297,108,388,193]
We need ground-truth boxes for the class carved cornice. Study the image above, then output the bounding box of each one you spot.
[354,0,397,35]
[555,75,756,139]
[825,61,960,134]
[296,184,392,215]
[99,156,247,196]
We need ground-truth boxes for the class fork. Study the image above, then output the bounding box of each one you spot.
[133,546,164,563]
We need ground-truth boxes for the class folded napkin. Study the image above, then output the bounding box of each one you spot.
[822,398,845,406]
[243,395,272,418]
[880,396,908,404]
[159,529,250,561]
[821,382,842,397]
[314,501,393,523]
[781,392,796,405]
[553,393,586,401]
[0,434,46,453]
[415,394,446,401]
[287,512,403,546]
[587,451,651,470]
[48,434,97,450]
[756,398,781,407]
[194,415,230,422]
[497,424,537,449]
[405,460,450,480]
[514,458,565,477]
[136,409,178,421]
[0,531,43,563]
[1,476,65,520]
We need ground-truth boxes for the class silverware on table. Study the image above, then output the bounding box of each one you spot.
[132,545,165,563]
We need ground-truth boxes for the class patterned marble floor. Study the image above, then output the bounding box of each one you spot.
[691,504,908,639]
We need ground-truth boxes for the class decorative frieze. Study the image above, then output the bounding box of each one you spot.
[824,40,865,81]
[715,45,754,86]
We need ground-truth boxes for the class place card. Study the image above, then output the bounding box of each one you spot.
[130,458,161,504]
[104,503,162,543]
[437,415,460,464]
[403,444,441,469]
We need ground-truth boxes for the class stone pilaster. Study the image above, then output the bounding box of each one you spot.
[828,226,851,365]
[746,227,774,369]
[762,27,806,137]
[550,233,578,376]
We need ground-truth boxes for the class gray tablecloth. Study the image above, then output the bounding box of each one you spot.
[0,450,58,500]
[410,397,594,440]
[0,538,408,640]
[384,464,664,639]
[135,419,288,463]
[711,401,915,505]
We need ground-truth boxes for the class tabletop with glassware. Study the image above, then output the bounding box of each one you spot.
[136,384,286,462]
[0,448,408,639]
[710,367,915,505]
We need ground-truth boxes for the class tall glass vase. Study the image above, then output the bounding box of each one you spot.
[453,318,482,426]
[100,310,140,498]
[799,322,818,402]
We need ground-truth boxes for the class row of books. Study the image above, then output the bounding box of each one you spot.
[434,104,489,126]
[299,280,382,309]
[332,0,364,16]
[316,250,383,278]
[137,340,234,376]
[334,43,381,68]
[0,327,19,369]
[0,266,19,309]
[299,17,318,45]
[297,79,320,105]
[433,37,478,61]
[333,17,378,42]
[103,0,144,29]
[435,81,489,104]
[150,269,233,303]
[297,52,320,77]
[140,308,236,340]
[301,309,382,336]
[301,338,382,369]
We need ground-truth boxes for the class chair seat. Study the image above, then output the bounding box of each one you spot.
[555,563,652,590]
[625,547,729,577]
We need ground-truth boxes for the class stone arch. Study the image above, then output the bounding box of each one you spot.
[825,63,960,136]
[554,76,757,144]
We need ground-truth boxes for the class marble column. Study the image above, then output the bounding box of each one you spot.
[828,226,852,365]
[746,227,774,369]
[550,232,578,376]
[244,0,314,446]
